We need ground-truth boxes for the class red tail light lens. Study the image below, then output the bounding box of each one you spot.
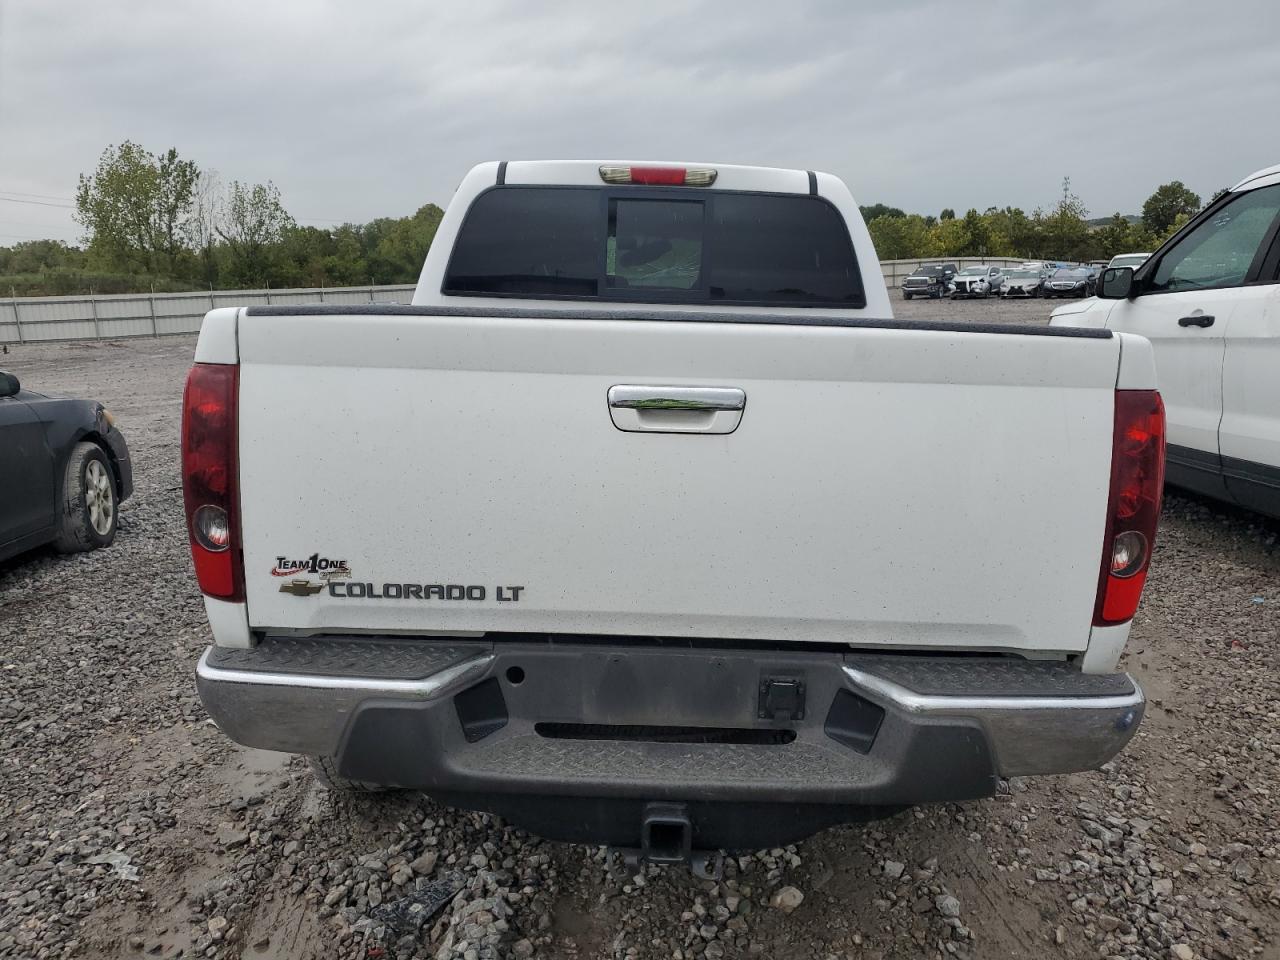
[181,363,243,601]
[1094,390,1165,625]
[628,166,688,185]
[598,165,717,187]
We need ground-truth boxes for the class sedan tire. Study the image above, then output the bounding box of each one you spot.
[53,441,117,553]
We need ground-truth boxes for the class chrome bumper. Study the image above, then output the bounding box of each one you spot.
[197,641,1143,783]
[842,664,1143,776]
[196,647,494,758]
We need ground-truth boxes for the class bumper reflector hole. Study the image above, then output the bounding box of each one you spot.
[824,689,885,755]
[454,678,508,743]
[506,665,526,686]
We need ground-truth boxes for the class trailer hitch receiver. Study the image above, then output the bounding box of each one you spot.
[606,802,724,878]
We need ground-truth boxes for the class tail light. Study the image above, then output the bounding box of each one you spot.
[181,363,244,601]
[598,165,717,187]
[1093,390,1165,625]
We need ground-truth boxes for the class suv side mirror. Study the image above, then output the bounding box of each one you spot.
[1097,267,1135,299]
[0,371,19,398]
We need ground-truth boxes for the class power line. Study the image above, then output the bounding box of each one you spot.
[0,195,75,209]
[0,188,75,202]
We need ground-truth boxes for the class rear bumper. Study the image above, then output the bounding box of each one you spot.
[197,638,1143,825]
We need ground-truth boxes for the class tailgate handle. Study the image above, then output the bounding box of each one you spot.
[607,385,746,435]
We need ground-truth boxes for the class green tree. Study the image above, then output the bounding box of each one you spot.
[1141,181,1200,237]
[1094,213,1137,259]
[1036,186,1095,261]
[1161,211,1194,243]
[939,208,956,221]
[959,209,990,256]
[185,171,222,286]
[74,141,199,275]
[276,225,336,287]
[865,214,930,260]
[0,239,84,275]
[859,203,905,223]
[924,217,969,257]
[981,207,1037,257]
[368,204,445,283]
[216,180,294,284]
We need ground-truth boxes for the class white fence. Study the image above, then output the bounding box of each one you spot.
[0,284,417,344]
[1,259,1047,345]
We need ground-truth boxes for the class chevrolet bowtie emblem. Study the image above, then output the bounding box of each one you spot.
[279,579,324,597]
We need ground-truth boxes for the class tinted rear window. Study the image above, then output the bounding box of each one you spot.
[443,186,864,308]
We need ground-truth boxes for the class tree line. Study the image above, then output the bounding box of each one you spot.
[861,178,1213,264]
[1,141,1215,297]
[1,141,443,297]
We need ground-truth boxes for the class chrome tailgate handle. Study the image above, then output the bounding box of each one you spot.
[607,385,746,434]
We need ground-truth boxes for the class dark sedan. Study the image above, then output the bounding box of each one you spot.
[1042,268,1096,299]
[0,370,132,563]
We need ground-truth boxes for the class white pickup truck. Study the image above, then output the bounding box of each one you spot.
[187,161,1164,867]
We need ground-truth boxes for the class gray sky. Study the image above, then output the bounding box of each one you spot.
[1,0,1276,246]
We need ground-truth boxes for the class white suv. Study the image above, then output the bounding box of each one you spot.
[1051,163,1280,517]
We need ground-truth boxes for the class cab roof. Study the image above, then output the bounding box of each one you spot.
[494,160,818,195]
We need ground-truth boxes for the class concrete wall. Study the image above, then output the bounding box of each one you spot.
[0,285,417,344]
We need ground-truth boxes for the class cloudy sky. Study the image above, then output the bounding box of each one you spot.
[1,0,1276,245]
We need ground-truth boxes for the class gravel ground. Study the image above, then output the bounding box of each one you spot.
[2,296,1278,960]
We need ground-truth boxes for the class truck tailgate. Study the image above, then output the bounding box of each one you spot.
[235,310,1118,654]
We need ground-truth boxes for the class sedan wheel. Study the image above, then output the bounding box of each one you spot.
[54,442,118,552]
[86,459,115,536]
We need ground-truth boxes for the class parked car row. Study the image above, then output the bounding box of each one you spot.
[899,254,1151,301]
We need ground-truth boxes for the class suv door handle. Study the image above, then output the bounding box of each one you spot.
[1178,314,1215,328]
[607,385,746,435]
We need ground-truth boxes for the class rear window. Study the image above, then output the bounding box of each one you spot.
[443,186,864,308]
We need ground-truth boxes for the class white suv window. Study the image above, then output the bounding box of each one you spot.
[1150,185,1280,292]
